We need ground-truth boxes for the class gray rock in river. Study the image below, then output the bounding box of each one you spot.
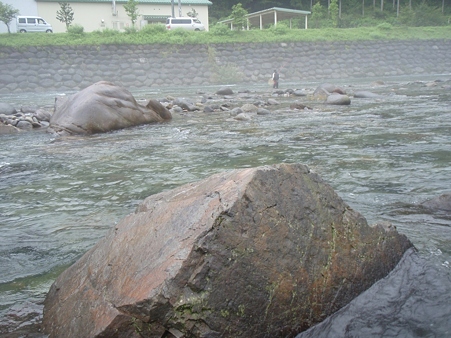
[48,81,171,136]
[257,107,271,115]
[0,102,17,115]
[20,105,38,114]
[16,120,33,131]
[34,109,52,122]
[173,98,198,111]
[421,193,451,212]
[293,89,308,96]
[43,163,412,338]
[267,98,280,105]
[326,93,351,105]
[230,107,243,116]
[216,87,234,95]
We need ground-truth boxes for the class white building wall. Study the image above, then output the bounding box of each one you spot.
[36,3,209,33]
[0,0,37,33]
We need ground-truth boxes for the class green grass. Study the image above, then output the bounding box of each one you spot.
[0,24,450,48]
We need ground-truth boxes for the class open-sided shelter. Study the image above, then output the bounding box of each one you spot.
[219,7,311,30]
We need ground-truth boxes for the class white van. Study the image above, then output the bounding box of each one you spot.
[17,16,53,33]
[166,17,205,31]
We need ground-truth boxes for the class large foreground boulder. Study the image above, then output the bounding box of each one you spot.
[43,163,412,338]
[48,81,171,135]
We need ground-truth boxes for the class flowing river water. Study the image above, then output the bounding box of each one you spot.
[1,75,450,337]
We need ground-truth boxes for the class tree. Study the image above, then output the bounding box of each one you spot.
[329,0,339,26]
[0,1,19,34]
[187,8,199,18]
[230,3,248,30]
[124,0,139,28]
[56,2,74,31]
[311,2,327,28]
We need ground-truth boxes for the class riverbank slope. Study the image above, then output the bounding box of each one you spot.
[1,39,450,93]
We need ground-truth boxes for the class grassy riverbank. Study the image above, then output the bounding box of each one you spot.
[0,24,450,48]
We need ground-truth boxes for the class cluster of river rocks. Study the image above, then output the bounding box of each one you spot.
[2,79,450,136]
[0,103,52,134]
[0,81,373,136]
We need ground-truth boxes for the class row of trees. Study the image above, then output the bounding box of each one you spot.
[211,0,451,27]
[211,0,450,17]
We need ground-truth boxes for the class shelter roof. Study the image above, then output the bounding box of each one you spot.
[219,7,310,28]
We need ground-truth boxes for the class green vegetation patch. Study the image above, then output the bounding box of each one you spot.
[0,26,450,48]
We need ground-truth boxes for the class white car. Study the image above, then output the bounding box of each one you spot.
[17,16,53,33]
[166,17,205,31]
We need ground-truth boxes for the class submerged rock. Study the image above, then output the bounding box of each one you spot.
[353,90,382,98]
[421,193,451,212]
[216,87,234,95]
[48,81,171,136]
[43,163,412,338]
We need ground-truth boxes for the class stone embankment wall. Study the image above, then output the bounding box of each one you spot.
[1,39,450,93]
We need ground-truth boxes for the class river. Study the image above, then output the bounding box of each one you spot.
[1,75,450,337]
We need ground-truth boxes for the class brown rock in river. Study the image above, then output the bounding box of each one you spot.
[313,83,346,97]
[43,163,413,338]
[49,81,171,136]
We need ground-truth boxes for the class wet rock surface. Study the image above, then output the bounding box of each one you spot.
[43,163,412,338]
[296,248,451,338]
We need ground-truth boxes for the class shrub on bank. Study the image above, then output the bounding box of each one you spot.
[67,24,84,35]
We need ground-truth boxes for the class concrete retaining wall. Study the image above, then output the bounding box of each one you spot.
[1,39,450,93]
